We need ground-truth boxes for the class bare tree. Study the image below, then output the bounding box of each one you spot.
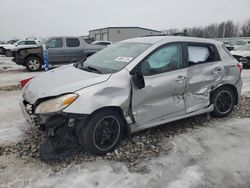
[242,19,250,37]
[166,18,249,38]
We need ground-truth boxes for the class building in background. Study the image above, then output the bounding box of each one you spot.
[89,27,161,42]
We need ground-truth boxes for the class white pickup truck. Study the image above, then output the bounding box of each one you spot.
[1,39,40,57]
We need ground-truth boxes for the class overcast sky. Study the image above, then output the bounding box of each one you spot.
[0,0,249,41]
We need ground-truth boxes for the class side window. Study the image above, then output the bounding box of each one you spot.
[66,38,80,47]
[141,43,183,76]
[26,41,36,45]
[188,45,215,65]
[17,41,26,45]
[47,38,63,48]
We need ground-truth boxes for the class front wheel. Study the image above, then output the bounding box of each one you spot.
[25,56,42,71]
[211,87,235,118]
[79,110,124,155]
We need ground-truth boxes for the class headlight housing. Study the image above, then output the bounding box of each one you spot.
[35,93,78,114]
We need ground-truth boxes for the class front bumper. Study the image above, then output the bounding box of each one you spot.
[12,52,26,65]
[20,99,88,134]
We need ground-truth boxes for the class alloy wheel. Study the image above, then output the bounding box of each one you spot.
[93,116,120,151]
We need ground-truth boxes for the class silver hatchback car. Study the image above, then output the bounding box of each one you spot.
[20,36,242,159]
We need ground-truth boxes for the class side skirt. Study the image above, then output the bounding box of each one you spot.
[130,104,214,133]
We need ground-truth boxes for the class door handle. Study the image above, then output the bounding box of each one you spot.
[176,75,186,82]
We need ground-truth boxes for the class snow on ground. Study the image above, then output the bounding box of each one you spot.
[241,68,250,94]
[1,118,250,188]
[0,91,28,144]
[0,56,41,88]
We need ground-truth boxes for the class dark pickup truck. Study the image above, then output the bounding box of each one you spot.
[12,36,105,71]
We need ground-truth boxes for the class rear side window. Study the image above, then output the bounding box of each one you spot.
[66,38,80,47]
[26,41,36,45]
[188,44,219,65]
[17,41,26,45]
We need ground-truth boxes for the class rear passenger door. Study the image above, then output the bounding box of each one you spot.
[64,38,83,62]
[184,42,223,113]
[47,38,65,63]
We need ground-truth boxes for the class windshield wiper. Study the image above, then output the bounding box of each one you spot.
[78,65,102,74]
[86,66,102,74]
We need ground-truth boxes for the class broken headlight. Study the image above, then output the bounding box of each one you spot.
[35,93,78,114]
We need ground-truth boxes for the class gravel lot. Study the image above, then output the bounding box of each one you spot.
[1,56,250,188]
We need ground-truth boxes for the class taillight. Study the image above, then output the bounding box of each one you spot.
[19,77,34,88]
[237,62,243,74]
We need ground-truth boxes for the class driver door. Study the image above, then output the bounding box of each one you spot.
[131,43,188,128]
[47,38,65,63]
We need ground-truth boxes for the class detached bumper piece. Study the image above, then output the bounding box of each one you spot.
[40,122,81,161]
[20,99,88,160]
[39,114,87,161]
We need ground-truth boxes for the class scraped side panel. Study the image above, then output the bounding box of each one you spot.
[184,62,223,113]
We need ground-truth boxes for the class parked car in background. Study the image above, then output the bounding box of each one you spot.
[0,39,19,55]
[12,36,105,71]
[0,41,7,45]
[91,40,112,46]
[20,36,242,159]
[231,44,250,68]
[3,39,39,57]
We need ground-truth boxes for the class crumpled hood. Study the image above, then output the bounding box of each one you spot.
[23,64,111,104]
[231,50,250,57]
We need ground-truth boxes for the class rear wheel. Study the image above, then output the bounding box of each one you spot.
[5,50,12,57]
[211,86,235,118]
[79,110,124,155]
[25,56,42,71]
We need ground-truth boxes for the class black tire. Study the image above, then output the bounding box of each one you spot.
[5,50,12,57]
[25,56,42,72]
[79,110,124,155]
[211,86,235,118]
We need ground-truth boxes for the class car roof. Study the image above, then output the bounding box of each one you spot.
[121,36,222,45]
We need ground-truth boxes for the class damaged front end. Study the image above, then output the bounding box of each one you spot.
[20,95,88,160]
[39,114,88,160]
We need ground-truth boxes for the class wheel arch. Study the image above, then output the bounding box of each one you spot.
[87,106,131,137]
[211,83,239,105]
[25,54,42,62]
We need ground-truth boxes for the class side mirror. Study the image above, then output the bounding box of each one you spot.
[132,71,145,89]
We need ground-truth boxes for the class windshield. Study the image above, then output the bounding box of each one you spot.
[13,40,21,45]
[235,45,250,51]
[37,38,49,46]
[76,42,152,74]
